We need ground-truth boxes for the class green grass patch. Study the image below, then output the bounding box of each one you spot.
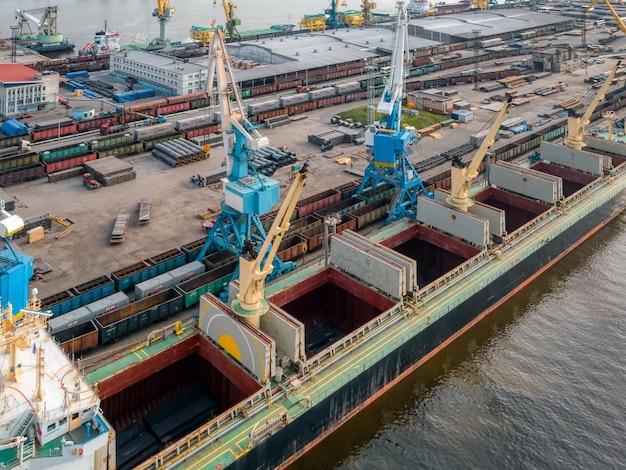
[336,105,446,130]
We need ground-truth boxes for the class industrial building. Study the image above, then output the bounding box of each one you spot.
[0,64,59,117]
[407,10,576,44]
[106,10,577,99]
[110,49,208,95]
[406,89,454,115]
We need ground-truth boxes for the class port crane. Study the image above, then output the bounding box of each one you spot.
[564,60,621,150]
[586,0,626,38]
[0,202,33,312]
[197,32,294,283]
[221,0,242,42]
[231,164,309,327]
[448,97,512,210]
[152,0,176,49]
[15,7,60,40]
[356,0,432,224]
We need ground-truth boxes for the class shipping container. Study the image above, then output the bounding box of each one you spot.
[308,87,337,100]
[47,291,130,334]
[133,123,176,141]
[176,261,236,308]
[134,261,205,299]
[247,100,281,115]
[279,94,310,107]
[95,288,184,344]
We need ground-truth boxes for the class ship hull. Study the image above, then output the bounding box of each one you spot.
[229,188,626,469]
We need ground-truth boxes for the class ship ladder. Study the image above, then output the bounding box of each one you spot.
[11,410,36,438]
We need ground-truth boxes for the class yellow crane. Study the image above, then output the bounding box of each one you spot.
[222,0,242,41]
[448,97,512,210]
[153,0,176,48]
[586,0,626,37]
[189,0,222,46]
[564,61,621,150]
[231,164,309,327]
[361,0,377,25]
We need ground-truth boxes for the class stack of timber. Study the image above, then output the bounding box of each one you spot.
[111,213,130,244]
[84,157,136,186]
[27,226,44,244]
[139,200,152,224]
[13,214,51,239]
[48,167,84,183]
[152,139,208,167]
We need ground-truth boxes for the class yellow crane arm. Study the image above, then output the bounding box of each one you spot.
[587,0,626,36]
[449,97,512,210]
[157,0,170,17]
[233,164,309,318]
[565,60,621,150]
[222,0,231,22]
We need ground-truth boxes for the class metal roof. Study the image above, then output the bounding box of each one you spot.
[0,64,39,83]
[115,49,207,74]
[408,10,574,39]
[206,28,440,83]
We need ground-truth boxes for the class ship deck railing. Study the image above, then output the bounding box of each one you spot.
[136,386,271,470]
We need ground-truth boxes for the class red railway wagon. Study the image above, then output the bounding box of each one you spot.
[43,152,97,174]
[76,115,120,132]
[30,122,78,142]
[156,102,191,115]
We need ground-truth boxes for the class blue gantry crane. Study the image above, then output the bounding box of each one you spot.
[357,0,433,224]
[196,32,295,283]
[0,202,33,312]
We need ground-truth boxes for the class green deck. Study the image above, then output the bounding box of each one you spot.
[88,162,626,470]
[85,326,196,385]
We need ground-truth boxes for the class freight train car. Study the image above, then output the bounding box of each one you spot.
[95,288,184,344]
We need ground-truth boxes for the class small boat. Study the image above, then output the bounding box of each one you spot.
[79,21,121,56]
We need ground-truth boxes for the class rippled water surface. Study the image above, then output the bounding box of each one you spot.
[292,214,626,469]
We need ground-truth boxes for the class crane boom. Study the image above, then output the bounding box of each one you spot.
[449,97,512,210]
[206,31,268,179]
[232,164,309,325]
[586,0,626,36]
[377,3,409,121]
[565,60,621,150]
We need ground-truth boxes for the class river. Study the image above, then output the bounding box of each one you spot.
[3,1,626,469]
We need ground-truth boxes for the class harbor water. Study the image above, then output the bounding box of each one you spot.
[2,1,626,468]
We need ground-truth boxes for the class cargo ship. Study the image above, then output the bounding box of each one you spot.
[3,9,626,470]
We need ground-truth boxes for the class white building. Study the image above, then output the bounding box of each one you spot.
[111,50,208,95]
[0,65,59,117]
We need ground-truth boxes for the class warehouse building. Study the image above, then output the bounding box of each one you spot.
[0,65,59,117]
[110,50,208,95]
[407,10,575,44]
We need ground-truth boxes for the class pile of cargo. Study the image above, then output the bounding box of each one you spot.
[190,168,226,187]
[248,146,298,176]
[152,139,208,167]
[84,156,136,186]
